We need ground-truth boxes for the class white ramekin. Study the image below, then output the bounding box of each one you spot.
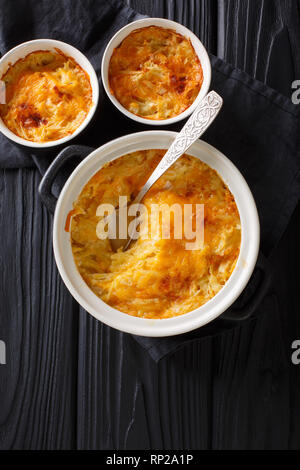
[53,131,260,337]
[0,39,99,148]
[101,18,212,125]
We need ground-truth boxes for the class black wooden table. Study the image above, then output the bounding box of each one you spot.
[1,0,300,450]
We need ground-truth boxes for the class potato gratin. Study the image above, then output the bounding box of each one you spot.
[108,26,203,120]
[0,49,92,142]
[69,150,241,319]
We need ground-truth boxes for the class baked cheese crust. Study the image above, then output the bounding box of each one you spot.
[0,50,92,142]
[108,26,203,120]
[69,150,241,319]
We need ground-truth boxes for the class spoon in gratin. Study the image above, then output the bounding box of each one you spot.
[108,90,223,252]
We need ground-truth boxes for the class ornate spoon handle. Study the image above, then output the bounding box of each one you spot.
[122,91,223,251]
[135,91,223,204]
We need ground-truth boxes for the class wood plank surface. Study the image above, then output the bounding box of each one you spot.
[0,0,299,450]
[0,170,78,449]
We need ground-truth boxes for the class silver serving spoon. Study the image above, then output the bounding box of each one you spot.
[109,90,223,252]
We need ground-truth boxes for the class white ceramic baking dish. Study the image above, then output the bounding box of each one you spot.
[40,131,261,337]
[0,39,99,148]
[101,18,211,125]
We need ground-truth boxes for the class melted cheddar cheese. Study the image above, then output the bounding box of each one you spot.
[0,50,92,142]
[69,150,241,319]
[108,26,203,120]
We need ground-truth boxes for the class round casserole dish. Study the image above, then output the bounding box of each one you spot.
[101,18,211,125]
[0,39,99,148]
[50,131,260,337]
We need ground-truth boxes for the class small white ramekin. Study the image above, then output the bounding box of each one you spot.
[101,18,211,126]
[0,39,99,148]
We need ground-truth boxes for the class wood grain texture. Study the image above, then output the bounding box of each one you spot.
[0,0,300,450]
[0,170,78,449]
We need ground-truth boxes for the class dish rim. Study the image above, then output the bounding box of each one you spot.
[101,18,212,126]
[0,38,99,148]
[53,131,260,337]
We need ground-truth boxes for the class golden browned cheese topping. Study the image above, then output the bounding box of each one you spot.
[69,150,241,319]
[0,50,92,142]
[108,26,203,120]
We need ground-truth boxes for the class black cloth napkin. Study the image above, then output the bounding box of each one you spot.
[1,0,300,361]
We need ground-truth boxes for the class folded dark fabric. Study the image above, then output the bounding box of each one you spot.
[132,294,278,362]
[1,0,300,361]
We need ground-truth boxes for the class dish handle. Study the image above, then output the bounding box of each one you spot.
[221,252,273,322]
[38,145,94,213]
[39,146,272,324]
